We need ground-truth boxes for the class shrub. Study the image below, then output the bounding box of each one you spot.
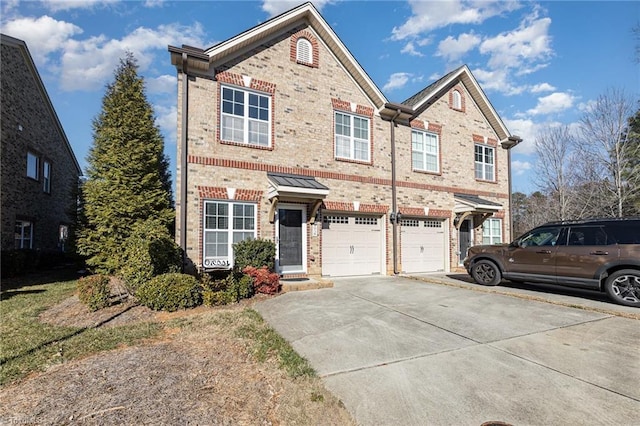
[201,272,254,306]
[118,219,182,294]
[233,238,276,273]
[136,273,201,312]
[77,274,111,311]
[243,266,280,295]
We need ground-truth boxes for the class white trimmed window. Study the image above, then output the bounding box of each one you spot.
[27,152,38,179]
[221,86,271,147]
[296,38,312,63]
[475,144,495,181]
[335,111,370,162]
[412,130,439,173]
[203,201,256,269]
[482,218,502,244]
[15,220,33,249]
[43,161,51,193]
[452,90,462,109]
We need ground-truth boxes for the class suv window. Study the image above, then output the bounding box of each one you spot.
[567,226,610,246]
[518,227,561,247]
[605,223,640,244]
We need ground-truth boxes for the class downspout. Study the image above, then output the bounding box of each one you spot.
[501,135,522,241]
[390,109,401,275]
[180,52,189,270]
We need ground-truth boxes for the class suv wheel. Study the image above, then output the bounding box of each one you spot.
[471,260,502,286]
[605,269,640,307]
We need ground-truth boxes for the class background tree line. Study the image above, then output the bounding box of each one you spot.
[512,88,640,237]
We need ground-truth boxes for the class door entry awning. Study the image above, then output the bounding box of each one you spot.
[267,172,329,201]
[454,193,502,229]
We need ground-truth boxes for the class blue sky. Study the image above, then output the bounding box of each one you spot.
[2,0,638,194]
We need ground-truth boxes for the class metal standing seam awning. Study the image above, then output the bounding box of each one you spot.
[267,172,330,223]
[454,193,502,229]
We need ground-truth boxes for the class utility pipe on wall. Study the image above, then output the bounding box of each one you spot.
[390,109,401,275]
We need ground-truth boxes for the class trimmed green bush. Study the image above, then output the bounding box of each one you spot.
[77,274,111,311]
[201,272,254,306]
[118,219,182,294]
[233,238,276,273]
[136,273,201,312]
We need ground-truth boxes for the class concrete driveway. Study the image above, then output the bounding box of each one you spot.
[255,275,640,426]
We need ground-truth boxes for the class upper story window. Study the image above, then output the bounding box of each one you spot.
[15,220,33,249]
[482,218,502,244]
[335,111,370,162]
[296,38,312,64]
[43,161,51,193]
[475,144,495,181]
[452,90,462,109]
[412,130,439,173]
[27,151,38,180]
[221,85,271,147]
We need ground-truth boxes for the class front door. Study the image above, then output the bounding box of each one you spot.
[277,205,306,273]
[459,219,472,264]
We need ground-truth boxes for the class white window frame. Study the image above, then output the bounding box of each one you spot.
[220,85,271,147]
[296,38,312,63]
[203,201,257,269]
[452,90,462,109]
[43,160,51,193]
[412,129,439,173]
[482,218,502,245]
[27,151,38,180]
[15,220,33,249]
[334,111,370,162]
[475,144,495,181]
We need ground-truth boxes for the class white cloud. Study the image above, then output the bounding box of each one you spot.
[1,15,83,64]
[436,32,481,62]
[401,41,424,57]
[261,0,333,17]
[511,160,532,176]
[472,67,526,96]
[147,75,176,94]
[392,0,521,40]
[155,104,177,145]
[383,72,413,92]
[479,12,552,71]
[505,118,565,155]
[527,92,575,115]
[40,0,117,12]
[530,82,555,93]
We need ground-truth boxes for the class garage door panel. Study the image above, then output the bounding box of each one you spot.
[401,219,446,273]
[322,215,382,277]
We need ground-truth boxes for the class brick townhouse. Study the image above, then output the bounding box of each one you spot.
[168,2,521,278]
[1,34,82,252]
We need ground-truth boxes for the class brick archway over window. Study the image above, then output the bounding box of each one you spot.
[290,29,319,68]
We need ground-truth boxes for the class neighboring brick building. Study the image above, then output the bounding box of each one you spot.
[168,3,520,278]
[1,34,82,252]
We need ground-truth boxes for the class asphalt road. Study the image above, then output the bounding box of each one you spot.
[256,275,640,426]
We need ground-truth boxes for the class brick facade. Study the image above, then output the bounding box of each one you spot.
[170,5,513,277]
[1,35,81,251]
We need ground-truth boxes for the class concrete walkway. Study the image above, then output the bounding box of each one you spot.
[256,275,640,426]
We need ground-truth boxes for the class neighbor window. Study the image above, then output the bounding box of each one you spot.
[482,219,502,244]
[221,86,271,147]
[43,161,51,193]
[203,201,256,269]
[475,144,495,181]
[27,152,38,179]
[15,220,33,249]
[412,130,439,173]
[452,90,462,110]
[296,38,312,63]
[335,111,370,162]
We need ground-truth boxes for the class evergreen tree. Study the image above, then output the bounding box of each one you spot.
[77,53,173,273]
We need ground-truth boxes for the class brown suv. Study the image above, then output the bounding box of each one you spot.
[463,218,640,307]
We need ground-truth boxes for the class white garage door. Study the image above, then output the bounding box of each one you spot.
[400,219,446,273]
[322,215,383,276]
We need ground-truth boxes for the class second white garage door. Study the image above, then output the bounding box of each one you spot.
[322,215,383,277]
[400,219,447,273]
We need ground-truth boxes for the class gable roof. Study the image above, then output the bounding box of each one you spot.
[1,33,82,175]
[169,2,388,109]
[403,65,511,141]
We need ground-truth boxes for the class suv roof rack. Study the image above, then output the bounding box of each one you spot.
[541,217,640,227]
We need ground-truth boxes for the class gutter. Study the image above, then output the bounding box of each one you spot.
[180,52,189,269]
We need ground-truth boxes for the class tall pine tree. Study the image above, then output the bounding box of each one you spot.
[78,53,173,273]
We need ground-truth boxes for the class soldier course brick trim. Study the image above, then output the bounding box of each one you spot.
[398,207,451,218]
[323,201,389,213]
[290,29,320,68]
[216,71,277,151]
[188,155,509,200]
[197,186,263,201]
